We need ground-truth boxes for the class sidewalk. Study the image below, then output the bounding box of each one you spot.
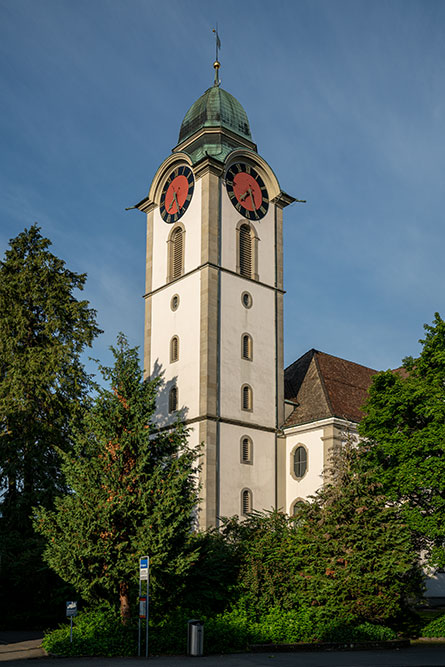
[0,632,45,662]
[0,633,444,666]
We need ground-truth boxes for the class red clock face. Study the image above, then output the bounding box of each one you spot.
[160,166,194,223]
[226,163,269,220]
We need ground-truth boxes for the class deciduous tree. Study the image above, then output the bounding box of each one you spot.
[359,313,445,568]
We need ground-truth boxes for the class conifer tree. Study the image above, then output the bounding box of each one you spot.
[34,335,199,621]
[0,225,101,624]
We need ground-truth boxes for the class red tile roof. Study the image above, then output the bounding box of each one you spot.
[283,349,377,428]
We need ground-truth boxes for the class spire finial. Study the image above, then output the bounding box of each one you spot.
[212,26,221,87]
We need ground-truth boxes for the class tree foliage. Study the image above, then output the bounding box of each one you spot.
[0,225,101,524]
[34,335,200,621]
[227,443,422,626]
[359,313,445,568]
[0,225,101,625]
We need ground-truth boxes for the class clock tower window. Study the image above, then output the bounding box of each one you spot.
[241,333,253,360]
[239,224,251,277]
[169,385,178,413]
[170,336,179,363]
[241,488,253,516]
[241,384,253,411]
[167,225,185,282]
[237,222,258,280]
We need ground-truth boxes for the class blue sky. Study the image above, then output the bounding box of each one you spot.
[1,0,444,377]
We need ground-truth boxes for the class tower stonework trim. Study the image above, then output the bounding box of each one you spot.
[199,162,223,266]
[199,265,219,417]
[198,164,222,529]
[143,209,154,379]
[198,419,218,529]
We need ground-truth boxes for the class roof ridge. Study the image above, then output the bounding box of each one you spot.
[313,350,334,415]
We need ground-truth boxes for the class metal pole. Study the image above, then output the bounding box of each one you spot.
[70,617,73,643]
[138,571,142,656]
[146,560,149,658]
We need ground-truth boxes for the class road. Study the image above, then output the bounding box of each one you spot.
[0,633,444,666]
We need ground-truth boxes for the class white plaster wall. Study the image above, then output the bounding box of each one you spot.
[219,422,275,517]
[150,272,201,423]
[221,186,275,287]
[284,425,325,513]
[151,179,202,292]
[220,272,276,426]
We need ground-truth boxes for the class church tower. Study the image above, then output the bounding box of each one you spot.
[137,62,294,528]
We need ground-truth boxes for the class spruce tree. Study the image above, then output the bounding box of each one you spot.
[34,335,199,621]
[0,225,101,625]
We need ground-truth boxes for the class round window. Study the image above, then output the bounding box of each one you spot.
[170,294,180,311]
[241,291,252,309]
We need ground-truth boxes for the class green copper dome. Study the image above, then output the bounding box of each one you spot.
[178,86,252,145]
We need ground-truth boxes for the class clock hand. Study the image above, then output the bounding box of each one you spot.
[239,190,249,202]
[248,187,256,211]
[167,190,180,213]
[173,191,180,213]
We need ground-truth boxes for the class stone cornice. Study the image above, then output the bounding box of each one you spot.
[174,126,257,155]
[143,261,286,299]
[273,191,296,209]
[193,157,225,179]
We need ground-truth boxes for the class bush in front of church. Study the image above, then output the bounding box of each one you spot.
[224,443,423,632]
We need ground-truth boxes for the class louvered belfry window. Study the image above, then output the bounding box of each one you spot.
[241,436,252,463]
[169,386,178,413]
[242,385,252,411]
[170,336,179,363]
[242,334,252,360]
[170,227,183,280]
[239,224,252,278]
[242,489,252,515]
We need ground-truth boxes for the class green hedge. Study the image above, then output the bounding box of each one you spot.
[422,613,445,638]
[43,606,397,657]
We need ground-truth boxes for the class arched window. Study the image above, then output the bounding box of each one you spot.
[239,224,252,278]
[240,436,253,464]
[241,488,252,516]
[169,385,178,413]
[241,333,252,360]
[293,446,307,479]
[170,336,179,363]
[237,222,258,280]
[291,499,306,516]
[168,225,184,281]
[241,384,253,411]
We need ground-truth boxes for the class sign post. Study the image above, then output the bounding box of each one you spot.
[66,601,77,643]
[138,556,149,658]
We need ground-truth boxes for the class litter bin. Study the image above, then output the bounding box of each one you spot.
[187,619,204,656]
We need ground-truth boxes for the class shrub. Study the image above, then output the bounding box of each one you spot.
[422,613,445,638]
[42,609,137,657]
[42,605,399,657]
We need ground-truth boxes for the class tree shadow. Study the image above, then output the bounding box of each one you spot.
[149,358,188,428]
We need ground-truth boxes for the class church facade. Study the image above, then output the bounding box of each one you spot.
[135,68,377,527]
[135,65,444,604]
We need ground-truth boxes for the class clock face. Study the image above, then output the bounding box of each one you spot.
[225,163,269,220]
[160,165,194,223]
